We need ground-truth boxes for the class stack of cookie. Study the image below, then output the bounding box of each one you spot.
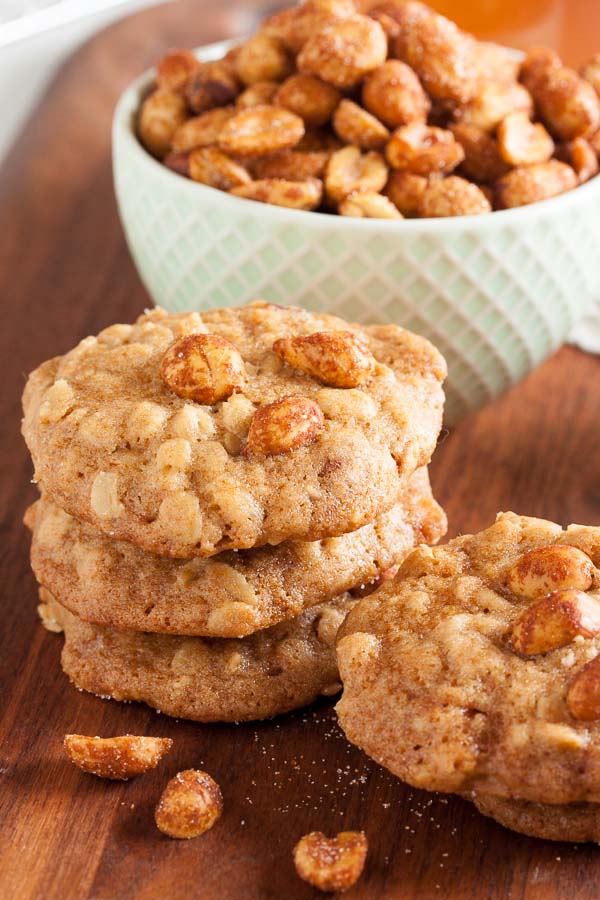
[337,512,600,841]
[22,301,447,722]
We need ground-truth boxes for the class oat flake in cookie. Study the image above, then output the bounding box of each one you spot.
[21,302,446,557]
[26,467,446,638]
[39,589,355,723]
[336,512,600,840]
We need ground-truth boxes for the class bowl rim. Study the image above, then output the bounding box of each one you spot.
[113,37,600,233]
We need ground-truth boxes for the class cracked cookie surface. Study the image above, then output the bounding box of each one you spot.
[336,512,600,807]
[21,302,446,557]
[27,467,446,638]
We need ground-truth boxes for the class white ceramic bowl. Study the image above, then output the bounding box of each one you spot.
[113,39,600,425]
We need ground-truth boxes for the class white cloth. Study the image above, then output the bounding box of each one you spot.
[570,299,600,354]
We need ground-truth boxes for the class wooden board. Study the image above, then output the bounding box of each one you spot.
[1,3,599,897]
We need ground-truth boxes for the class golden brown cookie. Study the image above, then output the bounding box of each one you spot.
[336,512,600,807]
[471,793,600,843]
[39,589,356,723]
[22,302,446,557]
[27,467,446,638]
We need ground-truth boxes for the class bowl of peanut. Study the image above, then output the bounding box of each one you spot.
[112,0,600,424]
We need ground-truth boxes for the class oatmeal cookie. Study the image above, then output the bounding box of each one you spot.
[39,588,356,722]
[471,792,600,842]
[336,512,600,807]
[22,302,446,557]
[27,468,446,638]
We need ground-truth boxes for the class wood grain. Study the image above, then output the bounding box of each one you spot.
[0,2,599,897]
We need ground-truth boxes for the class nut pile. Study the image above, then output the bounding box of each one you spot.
[137,0,600,218]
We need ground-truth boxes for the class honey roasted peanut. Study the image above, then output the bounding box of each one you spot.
[155,769,223,838]
[521,48,600,140]
[386,123,465,176]
[506,544,594,600]
[218,105,305,156]
[231,177,323,210]
[142,2,600,218]
[275,75,341,128]
[273,331,376,386]
[496,160,578,208]
[185,60,240,113]
[384,170,428,216]
[293,831,368,892]
[325,146,388,202]
[161,333,246,404]
[362,60,430,129]
[252,150,329,181]
[245,395,325,454]
[339,191,402,218]
[509,589,600,655]
[420,175,491,216]
[392,1,477,103]
[497,111,555,167]
[189,148,251,190]
[138,90,188,159]
[156,49,200,93]
[567,653,600,721]
[298,14,387,90]
[64,734,173,780]
[171,107,236,152]
[333,99,390,150]
[235,33,293,85]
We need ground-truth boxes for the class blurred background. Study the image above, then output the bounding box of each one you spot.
[1,0,598,162]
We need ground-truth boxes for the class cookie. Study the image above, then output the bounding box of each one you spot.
[27,467,446,638]
[336,512,600,808]
[39,588,356,722]
[471,793,600,843]
[22,302,446,557]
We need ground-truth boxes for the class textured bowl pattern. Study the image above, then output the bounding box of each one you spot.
[113,42,600,425]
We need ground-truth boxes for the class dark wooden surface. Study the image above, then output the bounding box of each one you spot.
[1,2,600,897]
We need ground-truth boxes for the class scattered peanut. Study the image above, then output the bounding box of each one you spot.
[455,80,533,132]
[506,544,594,600]
[293,831,368,893]
[273,331,376,386]
[567,654,600,721]
[236,81,279,109]
[509,589,600,655]
[64,734,172,780]
[160,333,246,404]
[245,395,325,454]
[155,769,223,839]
